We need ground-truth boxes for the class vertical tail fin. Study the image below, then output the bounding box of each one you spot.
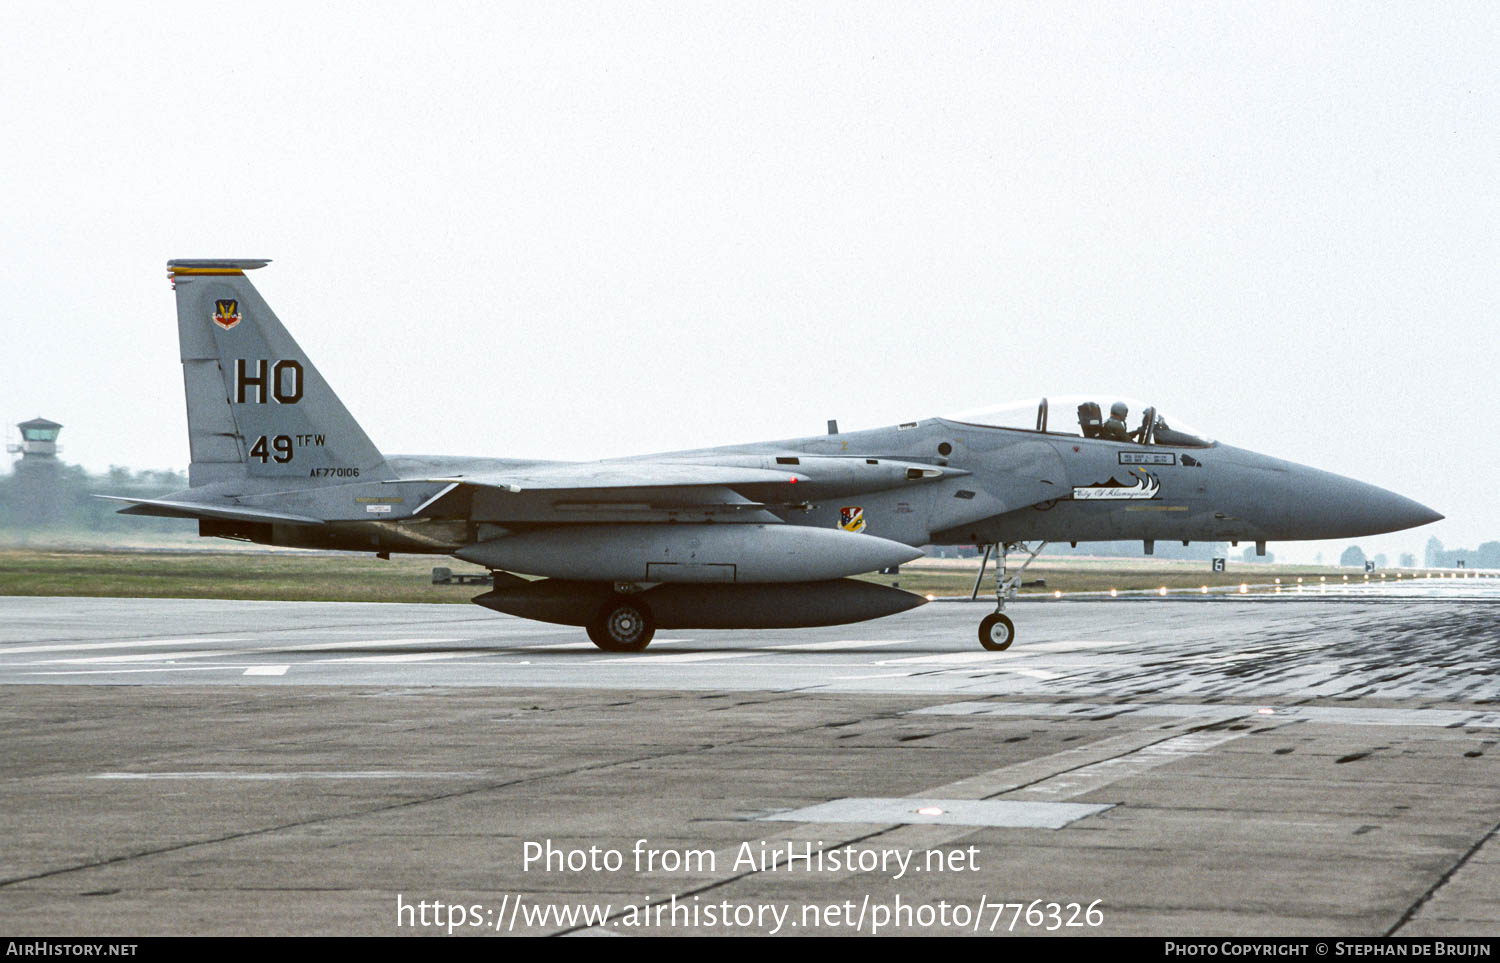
[168,259,393,487]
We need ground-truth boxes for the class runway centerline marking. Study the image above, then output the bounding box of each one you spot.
[312,651,489,664]
[590,651,760,665]
[92,771,486,781]
[38,637,468,665]
[765,639,912,651]
[0,638,248,657]
[23,665,275,675]
[877,652,1027,666]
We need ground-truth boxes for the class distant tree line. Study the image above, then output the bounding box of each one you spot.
[0,463,193,535]
[1425,536,1500,569]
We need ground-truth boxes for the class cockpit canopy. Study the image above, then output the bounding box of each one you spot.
[945,396,1215,448]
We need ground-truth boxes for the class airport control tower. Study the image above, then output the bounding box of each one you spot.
[7,417,65,527]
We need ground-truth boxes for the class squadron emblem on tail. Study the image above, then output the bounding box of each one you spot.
[212,299,242,330]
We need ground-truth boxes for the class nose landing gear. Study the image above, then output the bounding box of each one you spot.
[971,541,1047,651]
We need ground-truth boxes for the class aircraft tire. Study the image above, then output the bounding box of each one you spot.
[585,620,615,650]
[589,598,655,652]
[978,613,1015,652]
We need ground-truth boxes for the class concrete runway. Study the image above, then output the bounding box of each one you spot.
[2,586,1498,935]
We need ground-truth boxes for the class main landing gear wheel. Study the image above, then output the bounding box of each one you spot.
[587,598,655,653]
[978,613,1015,652]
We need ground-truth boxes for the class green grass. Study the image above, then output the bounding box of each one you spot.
[0,548,491,603]
[0,545,1430,603]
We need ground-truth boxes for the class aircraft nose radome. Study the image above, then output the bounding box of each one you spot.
[1409,503,1444,527]
[1294,474,1443,539]
[1365,488,1443,535]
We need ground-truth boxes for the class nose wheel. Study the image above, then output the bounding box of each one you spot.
[971,541,1046,651]
[979,613,1015,651]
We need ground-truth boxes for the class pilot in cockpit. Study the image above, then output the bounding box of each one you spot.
[1100,401,1131,442]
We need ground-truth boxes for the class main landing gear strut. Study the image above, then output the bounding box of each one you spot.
[971,541,1047,651]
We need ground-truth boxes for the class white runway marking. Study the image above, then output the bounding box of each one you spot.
[243,665,289,676]
[92,771,485,781]
[912,664,1066,680]
[40,637,467,665]
[878,651,1026,666]
[0,638,247,657]
[593,651,759,665]
[5,596,1497,704]
[313,651,487,664]
[766,639,912,651]
[513,639,691,653]
[24,665,253,676]
[759,797,1112,829]
[1011,730,1251,800]
[971,666,1064,680]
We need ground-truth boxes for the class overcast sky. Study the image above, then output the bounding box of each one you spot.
[2,2,1494,563]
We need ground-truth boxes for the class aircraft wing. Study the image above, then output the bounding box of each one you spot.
[392,462,801,493]
[390,457,966,524]
[391,465,805,524]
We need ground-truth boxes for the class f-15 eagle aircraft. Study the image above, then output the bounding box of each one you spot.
[108,259,1443,653]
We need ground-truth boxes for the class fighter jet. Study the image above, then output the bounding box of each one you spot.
[107,259,1443,652]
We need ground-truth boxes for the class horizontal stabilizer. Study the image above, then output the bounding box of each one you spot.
[96,495,325,526]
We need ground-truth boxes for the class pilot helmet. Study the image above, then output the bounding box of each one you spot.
[1110,401,1129,419]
